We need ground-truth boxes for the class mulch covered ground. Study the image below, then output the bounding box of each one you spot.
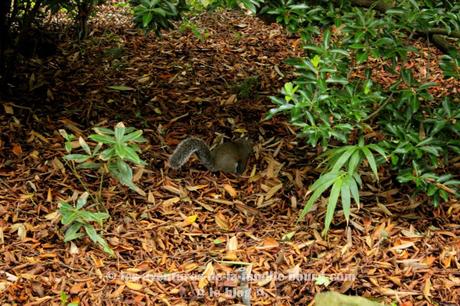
[0,5,459,305]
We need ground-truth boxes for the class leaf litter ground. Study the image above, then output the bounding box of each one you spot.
[0,5,459,306]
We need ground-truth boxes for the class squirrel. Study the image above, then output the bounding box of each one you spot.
[168,137,253,174]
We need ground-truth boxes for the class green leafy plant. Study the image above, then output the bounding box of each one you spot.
[266,1,460,234]
[60,122,147,196]
[439,54,460,79]
[300,139,386,235]
[60,290,80,306]
[268,30,384,148]
[178,19,208,42]
[59,192,114,256]
[234,76,260,99]
[130,0,187,34]
[397,163,460,207]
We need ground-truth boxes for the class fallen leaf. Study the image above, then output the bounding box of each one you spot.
[12,143,22,156]
[125,281,143,291]
[223,184,238,198]
[256,237,279,250]
[215,211,230,231]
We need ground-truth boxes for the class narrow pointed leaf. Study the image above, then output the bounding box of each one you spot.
[299,182,331,221]
[362,146,379,181]
[349,176,360,208]
[323,178,342,235]
[331,147,356,172]
[348,150,362,175]
[341,175,351,223]
[89,134,116,144]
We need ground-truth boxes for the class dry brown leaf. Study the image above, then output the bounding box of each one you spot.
[227,236,238,251]
[186,184,209,191]
[125,281,143,291]
[185,214,197,225]
[199,262,214,289]
[11,223,26,241]
[147,191,155,203]
[110,285,126,298]
[223,184,238,198]
[12,143,22,156]
[46,188,53,202]
[3,103,14,114]
[163,185,185,196]
[265,183,283,200]
[163,197,181,206]
[133,167,144,182]
[423,276,432,298]
[215,211,230,231]
[256,237,279,250]
[69,282,85,294]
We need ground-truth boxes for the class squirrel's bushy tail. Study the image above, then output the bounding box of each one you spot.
[168,138,214,170]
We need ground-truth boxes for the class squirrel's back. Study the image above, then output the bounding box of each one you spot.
[168,137,215,170]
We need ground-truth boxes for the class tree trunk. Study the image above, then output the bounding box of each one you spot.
[0,0,12,86]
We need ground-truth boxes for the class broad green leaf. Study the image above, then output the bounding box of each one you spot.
[79,211,109,225]
[92,142,103,155]
[330,49,349,56]
[444,180,460,186]
[356,51,368,64]
[89,134,116,144]
[83,224,115,256]
[368,144,387,160]
[92,127,115,135]
[123,146,143,165]
[311,55,321,68]
[427,184,437,196]
[420,146,441,156]
[419,82,437,90]
[239,0,257,13]
[77,161,101,170]
[326,77,349,85]
[439,190,449,202]
[64,154,90,163]
[111,159,133,186]
[115,143,128,159]
[76,192,89,209]
[79,137,91,155]
[314,275,331,286]
[143,11,153,27]
[60,208,80,225]
[83,223,99,243]
[64,223,84,242]
[65,142,73,153]
[123,130,144,142]
[114,122,126,141]
[100,147,116,161]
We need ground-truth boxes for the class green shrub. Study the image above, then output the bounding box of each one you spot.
[266,1,460,233]
[129,0,188,34]
[59,192,114,256]
[60,122,147,195]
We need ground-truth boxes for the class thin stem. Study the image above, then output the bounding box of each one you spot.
[364,93,394,122]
